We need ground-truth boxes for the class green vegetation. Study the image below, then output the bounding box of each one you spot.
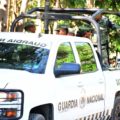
[55,43,75,68]
[76,43,97,72]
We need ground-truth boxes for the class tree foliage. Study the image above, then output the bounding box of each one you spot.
[95,0,120,10]
[1,0,120,58]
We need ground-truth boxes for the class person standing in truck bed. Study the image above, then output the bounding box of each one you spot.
[24,21,37,33]
[94,13,116,67]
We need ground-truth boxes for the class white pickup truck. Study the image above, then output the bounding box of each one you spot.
[0,32,120,120]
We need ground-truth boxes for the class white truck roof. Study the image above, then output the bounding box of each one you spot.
[0,32,92,43]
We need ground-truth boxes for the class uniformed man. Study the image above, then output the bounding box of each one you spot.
[59,26,68,35]
[94,13,116,67]
[24,21,36,33]
[76,26,93,39]
[55,25,69,35]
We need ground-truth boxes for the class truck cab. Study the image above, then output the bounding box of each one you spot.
[0,32,107,120]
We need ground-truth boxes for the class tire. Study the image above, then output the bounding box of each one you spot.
[29,113,45,120]
[111,97,120,120]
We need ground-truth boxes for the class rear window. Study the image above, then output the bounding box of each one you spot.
[75,42,97,73]
[0,41,50,74]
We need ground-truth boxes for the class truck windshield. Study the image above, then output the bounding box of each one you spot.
[0,43,50,74]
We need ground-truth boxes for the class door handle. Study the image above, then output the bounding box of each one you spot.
[98,78,104,84]
[98,81,104,84]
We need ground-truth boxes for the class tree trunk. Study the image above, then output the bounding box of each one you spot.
[0,0,8,31]
[16,0,29,32]
[6,0,10,31]
[86,0,95,8]
[6,0,29,32]
[8,0,16,31]
[53,0,60,34]
[20,0,29,14]
[55,0,60,8]
[36,0,41,33]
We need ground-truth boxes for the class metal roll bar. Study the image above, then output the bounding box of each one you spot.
[10,5,120,67]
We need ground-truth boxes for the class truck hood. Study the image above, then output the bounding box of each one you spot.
[0,68,54,118]
[0,69,46,89]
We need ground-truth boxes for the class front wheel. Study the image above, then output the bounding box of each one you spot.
[111,97,120,120]
[29,113,45,120]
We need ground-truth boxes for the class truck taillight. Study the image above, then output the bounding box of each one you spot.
[0,89,24,119]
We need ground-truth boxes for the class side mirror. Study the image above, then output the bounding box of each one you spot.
[54,63,80,77]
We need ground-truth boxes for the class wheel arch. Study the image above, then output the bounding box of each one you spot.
[111,92,120,120]
[29,103,54,120]
[115,91,120,98]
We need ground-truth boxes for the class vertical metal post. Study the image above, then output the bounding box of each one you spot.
[44,0,50,34]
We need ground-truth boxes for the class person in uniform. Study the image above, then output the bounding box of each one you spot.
[76,26,93,39]
[55,25,69,35]
[24,21,37,33]
[59,26,68,35]
[94,13,116,67]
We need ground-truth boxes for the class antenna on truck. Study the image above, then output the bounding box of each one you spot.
[44,0,50,34]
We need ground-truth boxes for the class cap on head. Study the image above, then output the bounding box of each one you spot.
[59,25,69,35]
[78,26,93,32]
[24,21,36,29]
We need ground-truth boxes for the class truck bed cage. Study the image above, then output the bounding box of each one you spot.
[10,7,120,32]
[10,6,120,69]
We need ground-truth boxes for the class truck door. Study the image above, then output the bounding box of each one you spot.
[53,41,105,120]
[53,42,85,120]
[74,41,105,119]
